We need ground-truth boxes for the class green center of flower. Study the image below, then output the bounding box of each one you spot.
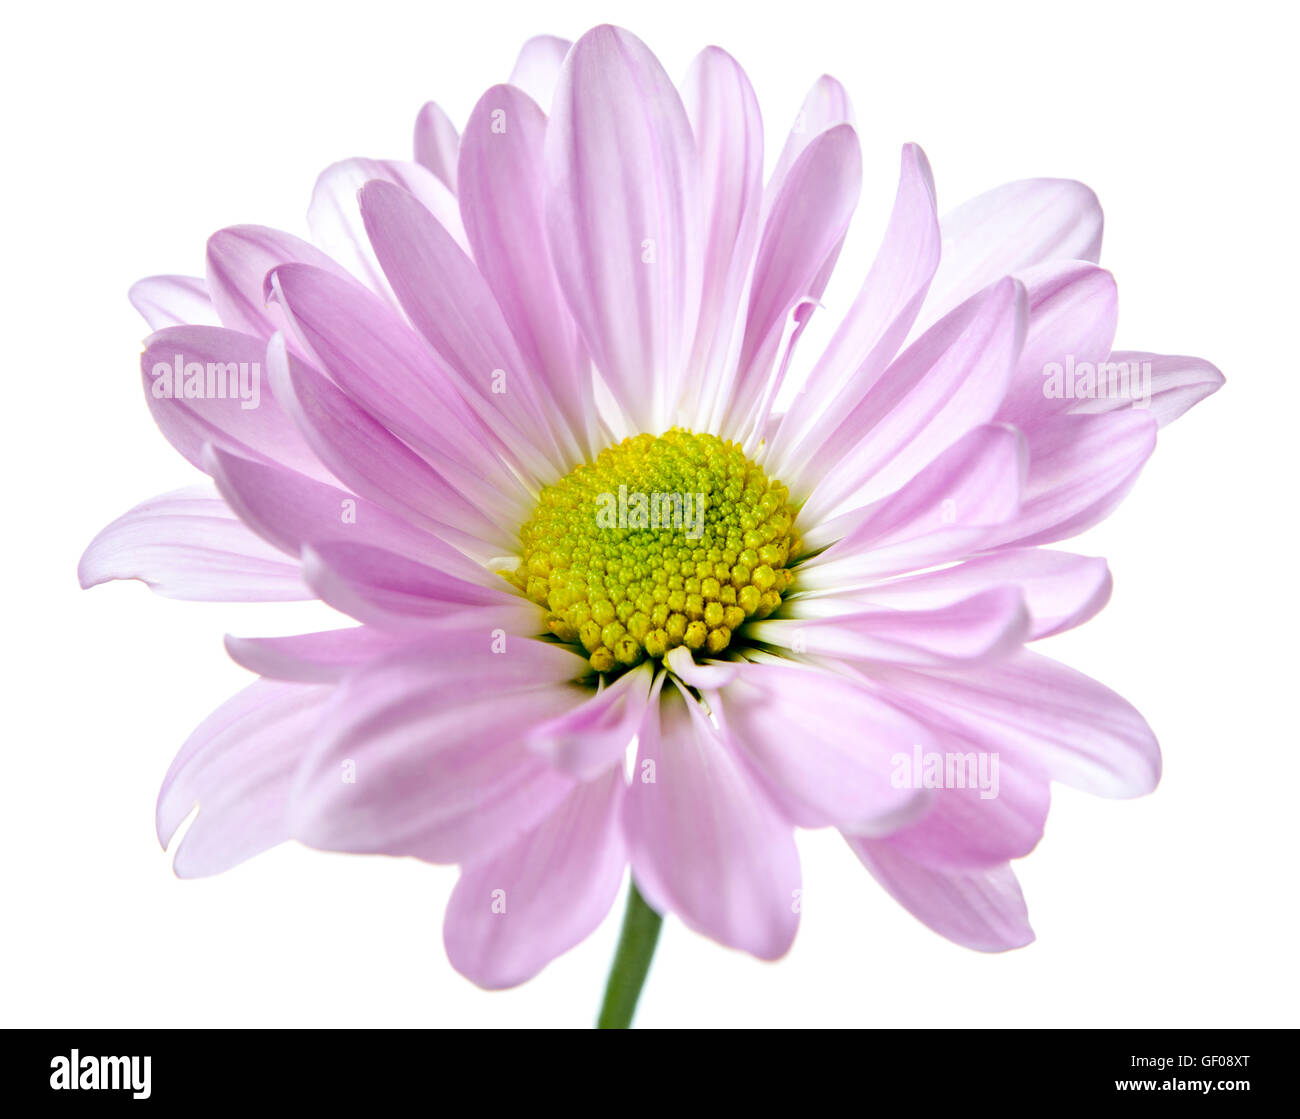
[509,429,800,674]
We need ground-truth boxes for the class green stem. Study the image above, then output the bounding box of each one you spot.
[596,881,663,1028]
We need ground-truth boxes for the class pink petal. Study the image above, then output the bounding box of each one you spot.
[754,586,1030,666]
[158,680,332,877]
[663,646,741,690]
[712,662,933,833]
[300,540,534,631]
[680,46,764,428]
[205,225,348,340]
[526,660,655,778]
[770,144,940,475]
[267,262,532,516]
[128,275,219,329]
[873,649,1161,798]
[457,84,596,457]
[882,744,1050,871]
[1069,350,1225,428]
[204,445,459,566]
[288,636,588,864]
[79,484,308,601]
[224,626,411,683]
[998,261,1118,428]
[984,410,1157,548]
[413,101,459,192]
[140,326,327,479]
[916,178,1103,334]
[797,276,1027,522]
[264,333,513,556]
[443,768,626,989]
[832,547,1113,640]
[764,74,853,209]
[545,24,703,433]
[359,178,577,473]
[624,680,801,959]
[507,34,571,112]
[307,157,466,301]
[722,122,861,439]
[799,423,1026,580]
[849,839,1035,951]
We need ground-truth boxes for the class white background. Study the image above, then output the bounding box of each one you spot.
[2,0,1295,1028]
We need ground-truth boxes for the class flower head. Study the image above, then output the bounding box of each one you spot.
[81,25,1223,995]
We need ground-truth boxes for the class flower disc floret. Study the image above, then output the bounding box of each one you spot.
[509,429,799,674]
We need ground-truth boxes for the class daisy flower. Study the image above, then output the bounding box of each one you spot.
[80,25,1223,1025]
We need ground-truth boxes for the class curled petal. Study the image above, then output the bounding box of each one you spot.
[80,484,307,602]
[158,680,332,877]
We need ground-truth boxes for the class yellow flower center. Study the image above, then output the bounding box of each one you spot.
[508,429,800,674]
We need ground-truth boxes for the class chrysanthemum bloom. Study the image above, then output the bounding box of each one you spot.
[81,25,1222,1023]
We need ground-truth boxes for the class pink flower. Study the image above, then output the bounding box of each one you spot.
[81,25,1222,1003]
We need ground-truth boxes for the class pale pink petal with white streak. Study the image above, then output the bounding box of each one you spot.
[300,541,535,631]
[763,74,853,212]
[266,262,534,513]
[998,261,1118,428]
